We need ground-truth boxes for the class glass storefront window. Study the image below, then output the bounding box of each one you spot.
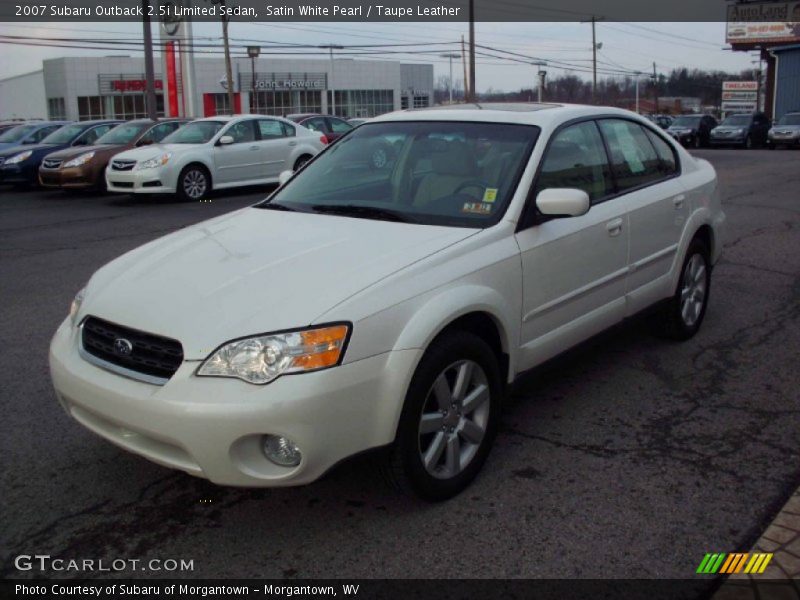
[250,90,322,116]
[111,94,164,120]
[78,96,105,120]
[326,90,394,118]
[47,98,66,120]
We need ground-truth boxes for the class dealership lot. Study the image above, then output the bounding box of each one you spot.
[1,149,799,580]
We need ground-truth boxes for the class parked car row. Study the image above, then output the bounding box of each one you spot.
[0,114,331,200]
[665,111,800,149]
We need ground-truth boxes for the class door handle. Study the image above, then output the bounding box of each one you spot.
[606,218,623,237]
[249,145,259,151]
[288,141,297,146]
[672,194,685,209]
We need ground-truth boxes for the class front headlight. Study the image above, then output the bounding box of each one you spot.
[736,129,746,135]
[197,324,350,385]
[69,287,86,325]
[135,153,171,170]
[63,152,95,168]
[6,150,33,165]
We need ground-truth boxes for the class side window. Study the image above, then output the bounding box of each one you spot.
[225,120,256,143]
[598,119,662,192]
[257,119,286,140]
[77,125,110,145]
[281,122,296,137]
[328,118,353,134]
[642,128,678,176]
[533,121,613,205]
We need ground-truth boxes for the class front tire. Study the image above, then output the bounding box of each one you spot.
[177,165,210,202]
[652,238,711,340]
[382,331,502,501]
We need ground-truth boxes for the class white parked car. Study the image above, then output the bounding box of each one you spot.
[51,104,725,500]
[105,115,326,201]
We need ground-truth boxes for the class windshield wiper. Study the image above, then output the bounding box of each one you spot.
[257,201,300,212]
[310,204,415,223]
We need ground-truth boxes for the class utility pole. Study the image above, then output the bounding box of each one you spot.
[634,71,642,114]
[207,0,235,114]
[468,0,476,102]
[533,61,547,102]
[461,36,469,102]
[141,0,157,119]
[581,16,604,103]
[440,53,460,104]
[319,44,344,115]
[652,62,659,115]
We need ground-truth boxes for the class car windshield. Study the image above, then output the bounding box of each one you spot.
[161,121,223,144]
[97,123,148,145]
[41,124,85,144]
[672,116,701,127]
[778,114,800,126]
[721,115,751,126]
[0,124,37,142]
[260,121,539,228]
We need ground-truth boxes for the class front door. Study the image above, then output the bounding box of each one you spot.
[213,119,261,184]
[515,120,629,371]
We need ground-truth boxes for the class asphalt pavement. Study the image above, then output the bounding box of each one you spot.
[1,149,799,582]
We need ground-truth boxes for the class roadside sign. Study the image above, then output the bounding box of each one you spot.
[722,91,758,101]
[722,101,758,112]
[722,81,758,91]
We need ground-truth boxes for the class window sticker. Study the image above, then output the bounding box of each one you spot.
[461,202,493,215]
[482,188,498,203]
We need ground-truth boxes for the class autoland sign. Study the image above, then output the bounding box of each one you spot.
[726,0,800,45]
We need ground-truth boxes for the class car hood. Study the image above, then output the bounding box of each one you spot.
[82,208,478,359]
[667,126,695,133]
[112,143,199,162]
[46,143,129,162]
[0,142,27,152]
[713,126,747,132]
[0,142,64,159]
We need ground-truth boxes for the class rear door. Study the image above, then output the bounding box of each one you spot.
[515,119,629,370]
[256,118,293,178]
[596,118,687,314]
[213,119,261,184]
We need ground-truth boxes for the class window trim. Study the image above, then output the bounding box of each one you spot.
[517,114,682,232]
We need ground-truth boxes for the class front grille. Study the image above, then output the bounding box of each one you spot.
[42,158,63,169]
[111,159,136,171]
[81,316,183,382]
[111,181,134,188]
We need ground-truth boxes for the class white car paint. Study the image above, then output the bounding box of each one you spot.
[51,103,725,489]
[105,114,325,197]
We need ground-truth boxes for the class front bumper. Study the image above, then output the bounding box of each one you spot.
[768,134,800,146]
[710,134,745,145]
[39,165,98,189]
[49,318,419,487]
[106,166,176,195]
[0,162,36,184]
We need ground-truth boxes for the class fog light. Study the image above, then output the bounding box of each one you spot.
[262,435,302,467]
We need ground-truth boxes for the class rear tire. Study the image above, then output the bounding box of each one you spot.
[381,331,502,501]
[744,135,753,149]
[652,238,711,340]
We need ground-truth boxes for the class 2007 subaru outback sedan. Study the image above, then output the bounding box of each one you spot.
[50,103,725,500]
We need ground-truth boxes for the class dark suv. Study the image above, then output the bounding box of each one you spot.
[666,114,718,148]
[710,112,770,149]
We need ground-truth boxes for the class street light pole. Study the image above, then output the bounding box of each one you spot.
[634,71,643,114]
[141,0,157,120]
[319,44,344,115]
[440,53,460,104]
[247,46,260,113]
[533,61,547,102]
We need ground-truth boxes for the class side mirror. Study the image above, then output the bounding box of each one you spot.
[278,170,293,186]
[536,188,590,218]
[218,135,234,145]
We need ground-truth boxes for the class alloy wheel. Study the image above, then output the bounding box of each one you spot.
[680,254,707,327]
[183,169,207,200]
[417,360,490,480]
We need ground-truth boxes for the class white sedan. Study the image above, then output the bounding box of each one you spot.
[52,103,724,500]
[106,115,326,201]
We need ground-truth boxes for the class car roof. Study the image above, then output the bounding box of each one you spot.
[371,103,654,127]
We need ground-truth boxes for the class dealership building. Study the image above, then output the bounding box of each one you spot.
[0,55,433,121]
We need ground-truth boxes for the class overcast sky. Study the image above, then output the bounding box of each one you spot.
[0,21,755,91]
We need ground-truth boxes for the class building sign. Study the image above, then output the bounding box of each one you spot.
[99,74,164,95]
[726,1,800,44]
[722,81,758,113]
[240,72,328,91]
